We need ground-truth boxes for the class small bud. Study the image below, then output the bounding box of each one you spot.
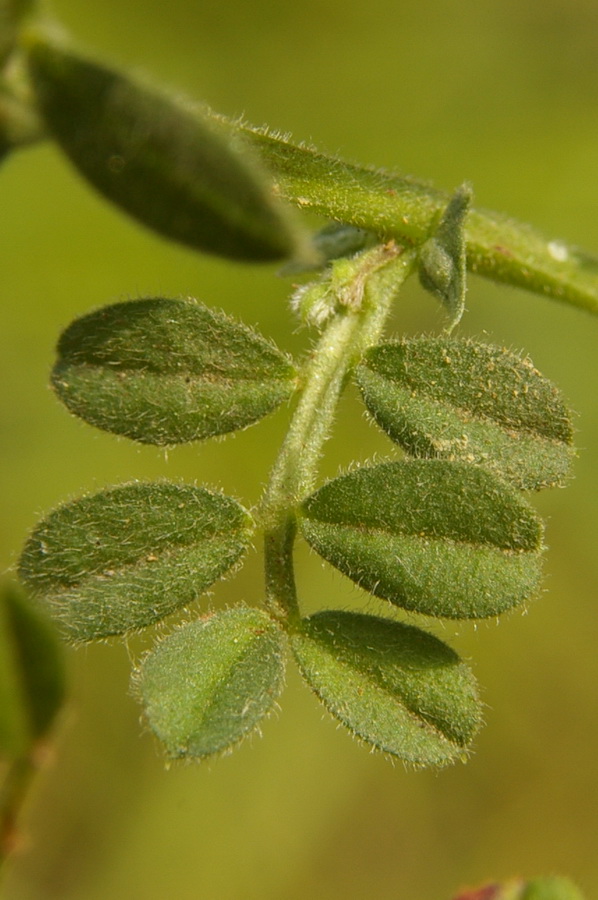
[419,183,472,331]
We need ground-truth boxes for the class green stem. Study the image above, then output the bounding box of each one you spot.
[0,755,36,874]
[233,121,598,316]
[263,515,300,625]
[261,244,417,623]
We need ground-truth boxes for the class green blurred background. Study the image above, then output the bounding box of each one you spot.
[2,0,598,897]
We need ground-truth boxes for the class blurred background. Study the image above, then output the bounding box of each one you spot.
[2,0,598,897]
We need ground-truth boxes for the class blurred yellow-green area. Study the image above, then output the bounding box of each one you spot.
[2,0,597,897]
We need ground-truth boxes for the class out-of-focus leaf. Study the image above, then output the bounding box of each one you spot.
[0,0,35,65]
[137,607,286,759]
[52,297,297,445]
[299,460,544,619]
[356,337,574,490]
[19,482,253,641]
[451,876,586,900]
[25,32,304,262]
[291,610,481,766]
[521,876,587,900]
[0,581,65,758]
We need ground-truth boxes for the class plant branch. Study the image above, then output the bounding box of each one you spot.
[260,244,417,622]
[231,121,598,316]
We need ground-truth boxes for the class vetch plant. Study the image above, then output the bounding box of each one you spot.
[0,7,595,895]
[3,20,586,765]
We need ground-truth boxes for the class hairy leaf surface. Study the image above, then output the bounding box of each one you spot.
[299,460,544,618]
[292,610,481,766]
[138,608,285,759]
[356,338,574,490]
[52,297,297,445]
[19,482,252,640]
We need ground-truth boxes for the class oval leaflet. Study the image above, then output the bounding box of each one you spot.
[291,610,482,766]
[299,459,544,619]
[356,337,574,491]
[137,608,286,759]
[19,481,253,640]
[52,297,298,445]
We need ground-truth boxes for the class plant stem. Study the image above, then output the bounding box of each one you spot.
[235,120,598,316]
[0,755,36,875]
[261,243,417,623]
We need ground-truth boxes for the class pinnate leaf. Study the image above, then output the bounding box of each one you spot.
[291,610,481,767]
[356,337,574,490]
[51,297,297,445]
[25,32,303,261]
[138,608,285,759]
[299,460,544,619]
[0,581,66,758]
[19,482,252,641]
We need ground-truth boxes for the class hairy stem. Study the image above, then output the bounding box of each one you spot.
[261,244,417,622]
[232,121,598,316]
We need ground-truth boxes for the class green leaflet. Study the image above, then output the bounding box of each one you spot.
[299,460,544,619]
[51,297,298,445]
[137,608,286,759]
[25,33,303,262]
[291,610,481,767]
[0,581,65,758]
[356,337,574,491]
[18,482,253,641]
